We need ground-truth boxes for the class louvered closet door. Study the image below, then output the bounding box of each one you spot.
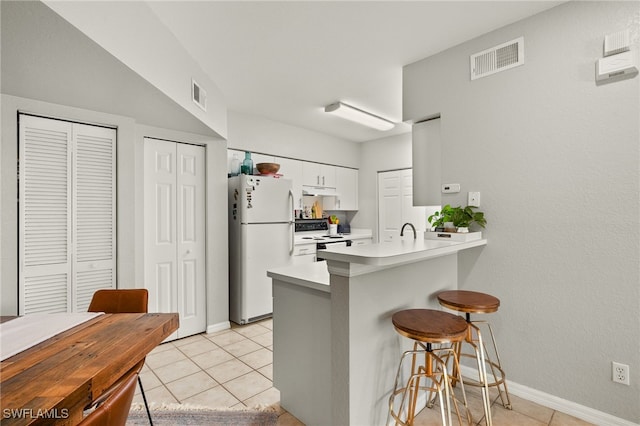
[19,115,116,314]
[19,116,73,314]
[73,123,117,311]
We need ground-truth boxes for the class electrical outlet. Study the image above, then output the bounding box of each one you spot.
[612,362,630,385]
[468,192,481,207]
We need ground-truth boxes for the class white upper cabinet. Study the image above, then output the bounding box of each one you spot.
[334,167,358,210]
[412,118,441,206]
[227,150,358,211]
[276,156,304,209]
[303,162,336,188]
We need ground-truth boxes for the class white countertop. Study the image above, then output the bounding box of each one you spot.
[318,238,487,267]
[270,237,486,289]
[267,261,330,293]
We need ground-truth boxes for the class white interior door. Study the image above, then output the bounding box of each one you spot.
[378,169,427,243]
[176,143,206,337]
[378,170,402,243]
[19,115,116,315]
[144,138,206,339]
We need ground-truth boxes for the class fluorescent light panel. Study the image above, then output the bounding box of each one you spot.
[324,102,394,131]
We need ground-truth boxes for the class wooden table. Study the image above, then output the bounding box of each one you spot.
[0,313,179,425]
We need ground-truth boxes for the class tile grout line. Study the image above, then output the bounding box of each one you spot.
[145,327,275,407]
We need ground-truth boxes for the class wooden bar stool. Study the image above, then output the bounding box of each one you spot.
[437,290,512,426]
[388,309,473,426]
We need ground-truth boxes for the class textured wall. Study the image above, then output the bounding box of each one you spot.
[226,110,360,169]
[403,1,639,422]
[351,132,413,241]
[43,0,227,138]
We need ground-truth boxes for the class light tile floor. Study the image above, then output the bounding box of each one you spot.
[133,318,594,425]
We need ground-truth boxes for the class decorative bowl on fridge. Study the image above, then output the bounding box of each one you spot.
[256,163,280,175]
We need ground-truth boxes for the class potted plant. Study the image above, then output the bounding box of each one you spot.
[427,205,486,239]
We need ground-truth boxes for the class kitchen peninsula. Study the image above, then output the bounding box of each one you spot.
[267,237,487,426]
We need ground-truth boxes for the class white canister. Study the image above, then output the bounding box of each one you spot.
[329,224,338,236]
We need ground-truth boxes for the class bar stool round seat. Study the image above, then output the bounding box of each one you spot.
[437,290,499,314]
[392,309,469,343]
[437,290,512,426]
[389,309,472,426]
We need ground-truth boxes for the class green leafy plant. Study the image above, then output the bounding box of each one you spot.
[428,205,487,230]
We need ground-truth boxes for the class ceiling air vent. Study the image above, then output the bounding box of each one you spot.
[470,37,524,80]
[191,78,207,111]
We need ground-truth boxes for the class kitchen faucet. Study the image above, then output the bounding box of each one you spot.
[400,223,416,239]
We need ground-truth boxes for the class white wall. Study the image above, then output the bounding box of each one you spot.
[1,0,217,137]
[43,0,227,139]
[403,2,639,422]
[351,132,412,241]
[227,111,360,169]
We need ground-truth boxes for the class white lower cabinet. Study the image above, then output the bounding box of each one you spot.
[292,243,316,264]
[351,238,372,246]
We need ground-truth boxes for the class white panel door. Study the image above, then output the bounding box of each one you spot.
[145,138,178,316]
[378,170,402,243]
[144,138,206,340]
[176,143,206,338]
[378,169,427,243]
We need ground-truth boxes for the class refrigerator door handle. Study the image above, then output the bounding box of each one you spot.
[288,190,295,255]
[288,190,294,222]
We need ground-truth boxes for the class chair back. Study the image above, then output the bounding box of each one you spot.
[88,289,148,314]
[79,369,138,426]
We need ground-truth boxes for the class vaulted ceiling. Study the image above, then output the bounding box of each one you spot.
[147,1,564,142]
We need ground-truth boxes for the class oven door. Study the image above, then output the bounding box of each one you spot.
[316,240,352,262]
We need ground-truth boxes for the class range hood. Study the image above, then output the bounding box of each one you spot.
[302,186,339,197]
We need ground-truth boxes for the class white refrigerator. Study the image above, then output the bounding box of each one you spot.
[228,175,294,324]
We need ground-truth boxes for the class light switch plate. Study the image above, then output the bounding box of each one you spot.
[442,183,460,193]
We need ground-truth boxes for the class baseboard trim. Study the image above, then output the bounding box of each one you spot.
[206,321,230,334]
[459,365,638,426]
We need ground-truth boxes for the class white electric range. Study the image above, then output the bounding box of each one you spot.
[294,219,352,262]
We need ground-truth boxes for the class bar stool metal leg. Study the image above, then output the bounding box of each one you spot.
[388,342,471,426]
[388,345,449,426]
[461,320,493,426]
[473,319,512,410]
[437,289,513,426]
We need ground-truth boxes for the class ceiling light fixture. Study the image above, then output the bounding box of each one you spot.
[324,102,394,131]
